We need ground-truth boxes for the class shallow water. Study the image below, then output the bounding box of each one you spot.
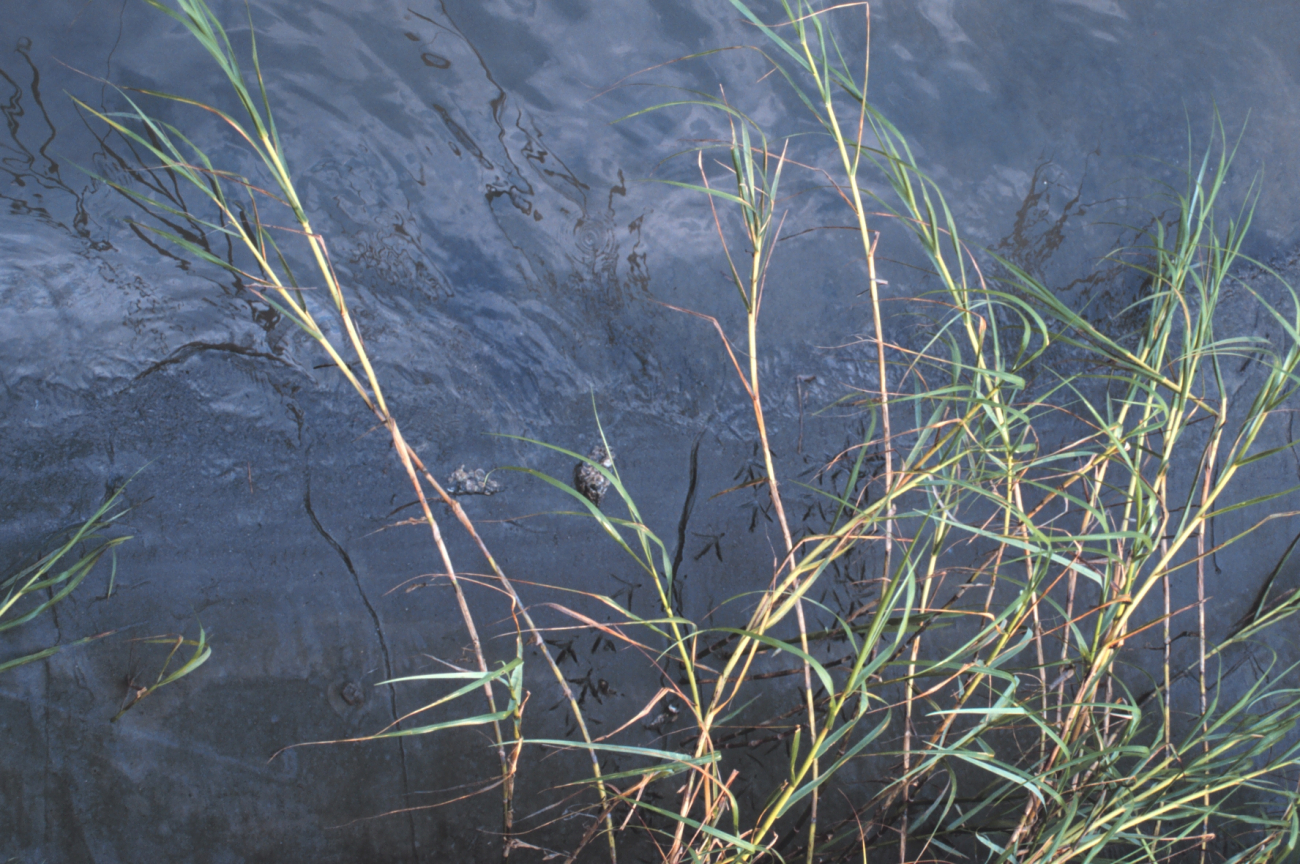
[4,1,1300,860]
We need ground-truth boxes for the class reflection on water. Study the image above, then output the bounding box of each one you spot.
[1,37,106,250]
[13,0,1287,421]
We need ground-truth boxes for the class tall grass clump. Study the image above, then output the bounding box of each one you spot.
[88,1,1300,862]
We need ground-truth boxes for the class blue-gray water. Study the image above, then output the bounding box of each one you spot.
[4,1,1300,861]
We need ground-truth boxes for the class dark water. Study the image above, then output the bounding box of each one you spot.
[4,1,1300,860]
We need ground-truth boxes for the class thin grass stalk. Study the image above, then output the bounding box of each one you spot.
[729,130,825,864]
[725,131,816,860]
[788,0,894,573]
[1197,454,1214,864]
[780,10,908,854]
[400,449,616,862]
[1170,532,1180,753]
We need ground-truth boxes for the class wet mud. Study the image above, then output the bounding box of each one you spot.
[4,0,1300,860]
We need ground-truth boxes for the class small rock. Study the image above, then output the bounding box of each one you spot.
[574,444,613,506]
[447,465,502,496]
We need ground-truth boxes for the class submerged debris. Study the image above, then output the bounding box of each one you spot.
[447,465,502,496]
[644,701,680,733]
[574,444,613,506]
[340,681,365,706]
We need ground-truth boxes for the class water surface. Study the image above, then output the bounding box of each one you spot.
[4,1,1300,860]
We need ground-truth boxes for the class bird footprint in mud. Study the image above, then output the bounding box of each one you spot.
[574,444,613,506]
[568,669,614,705]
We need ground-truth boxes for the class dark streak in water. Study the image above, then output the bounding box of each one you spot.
[133,341,291,380]
[431,102,492,170]
[671,431,704,584]
[16,38,57,177]
[101,0,128,103]
[0,38,102,244]
[303,473,418,863]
